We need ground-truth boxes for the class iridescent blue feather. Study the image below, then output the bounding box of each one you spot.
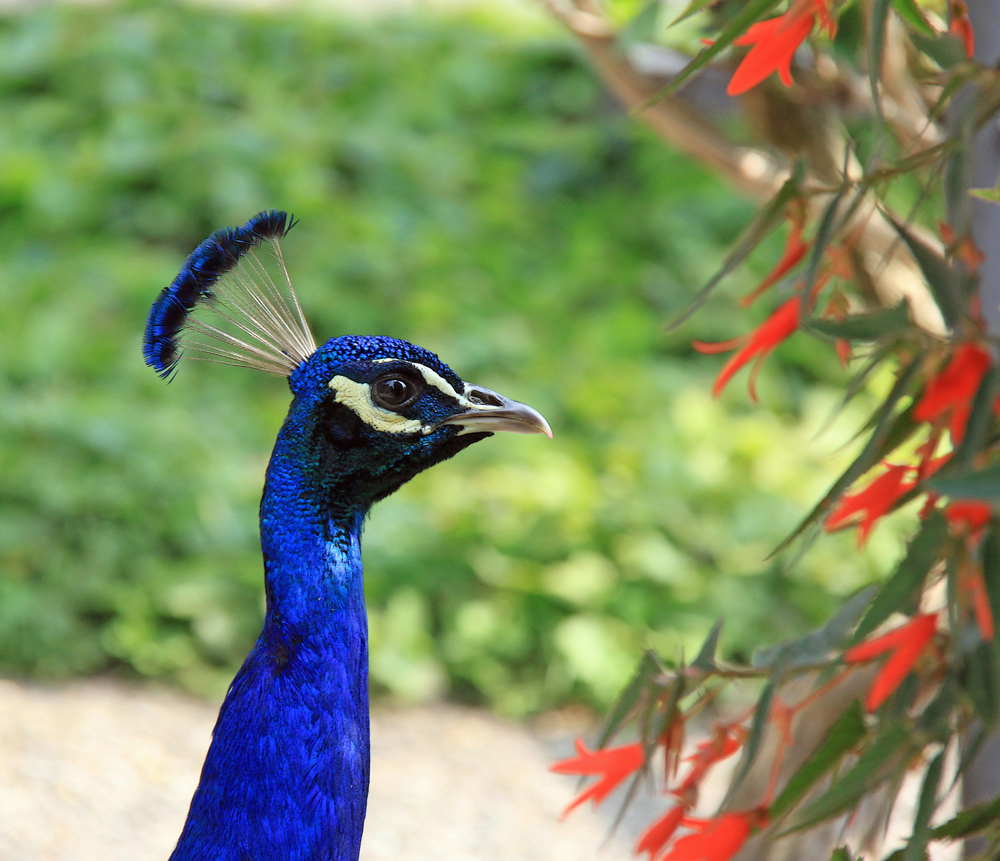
[143,210,315,379]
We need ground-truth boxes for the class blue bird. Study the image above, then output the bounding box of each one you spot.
[143,211,551,861]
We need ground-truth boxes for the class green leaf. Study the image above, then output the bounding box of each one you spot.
[667,0,716,27]
[755,586,877,669]
[770,701,868,819]
[722,681,774,807]
[868,0,891,128]
[851,512,948,644]
[642,0,782,102]
[891,0,935,34]
[805,302,910,341]
[786,724,913,832]
[667,172,801,331]
[931,793,1000,839]
[885,213,961,328]
[829,848,862,861]
[771,354,924,555]
[911,31,969,70]
[691,620,723,672]
[903,750,944,861]
[597,650,661,748]
[970,186,1000,205]
[952,367,1000,470]
[801,179,852,313]
[620,0,662,46]
[963,640,1000,725]
[981,528,1000,624]
[929,463,1000,501]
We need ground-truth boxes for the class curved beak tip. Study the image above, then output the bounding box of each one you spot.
[437,389,552,439]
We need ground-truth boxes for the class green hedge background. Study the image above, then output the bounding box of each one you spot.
[0,1,906,715]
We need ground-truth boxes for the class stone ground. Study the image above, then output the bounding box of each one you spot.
[0,678,965,860]
[0,678,637,861]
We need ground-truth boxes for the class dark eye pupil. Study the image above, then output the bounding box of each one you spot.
[374,378,412,408]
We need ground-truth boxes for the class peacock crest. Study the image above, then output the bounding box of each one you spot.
[143,211,317,379]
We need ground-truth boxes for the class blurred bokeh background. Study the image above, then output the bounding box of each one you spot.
[0,0,909,719]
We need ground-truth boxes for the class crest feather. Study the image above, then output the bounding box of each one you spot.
[143,210,317,379]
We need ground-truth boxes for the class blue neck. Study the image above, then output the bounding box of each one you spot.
[170,423,371,861]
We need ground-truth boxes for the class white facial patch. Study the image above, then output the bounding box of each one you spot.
[327,361,484,435]
[327,375,424,435]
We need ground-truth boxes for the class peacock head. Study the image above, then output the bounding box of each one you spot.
[142,211,550,506]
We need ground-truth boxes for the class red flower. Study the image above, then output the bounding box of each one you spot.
[636,806,686,860]
[676,725,745,796]
[950,0,975,58]
[550,739,643,816]
[740,213,809,307]
[825,464,916,545]
[663,810,764,861]
[693,297,801,401]
[946,500,992,535]
[913,343,992,443]
[844,614,938,711]
[727,1,834,96]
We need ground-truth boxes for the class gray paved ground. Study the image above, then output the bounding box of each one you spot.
[0,678,635,861]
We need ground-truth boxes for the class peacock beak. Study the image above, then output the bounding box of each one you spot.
[435,385,552,438]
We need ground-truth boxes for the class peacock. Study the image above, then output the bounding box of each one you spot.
[142,210,551,861]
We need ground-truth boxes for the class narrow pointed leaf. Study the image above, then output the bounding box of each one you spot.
[951,366,1000,470]
[931,793,1000,839]
[771,354,924,555]
[891,0,935,34]
[667,173,800,331]
[885,213,961,327]
[785,724,912,832]
[903,750,944,861]
[851,512,948,644]
[929,464,1000,501]
[597,651,661,749]
[755,586,877,669]
[668,0,715,27]
[770,701,868,819]
[801,181,851,314]
[970,186,1000,204]
[642,0,782,101]
[691,620,723,672]
[911,32,968,70]
[981,528,1000,622]
[620,0,663,45]
[963,640,1000,725]
[868,0,891,128]
[806,302,910,341]
[722,681,774,807]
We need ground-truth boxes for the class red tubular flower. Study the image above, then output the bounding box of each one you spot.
[740,215,809,307]
[663,810,765,861]
[727,0,834,96]
[913,343,992,443]
[950,0,975,58]
[636,806,686,860]
[825,464,915,546]
[844,614,938,711]
[550,739,643,817]
[676,726,745,795]
[693,297,801,401]
[946,500,992,536]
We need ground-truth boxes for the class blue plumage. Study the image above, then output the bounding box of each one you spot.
[147,215,550,860]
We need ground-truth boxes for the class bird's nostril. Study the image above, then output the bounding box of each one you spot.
[467,388,504,407]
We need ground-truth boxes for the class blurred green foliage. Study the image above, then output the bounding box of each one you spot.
[0,2,908,714]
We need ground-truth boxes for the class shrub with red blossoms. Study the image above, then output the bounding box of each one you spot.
[543,0,1000,858]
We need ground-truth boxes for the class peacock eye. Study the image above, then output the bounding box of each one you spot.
[372,373,423,411]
